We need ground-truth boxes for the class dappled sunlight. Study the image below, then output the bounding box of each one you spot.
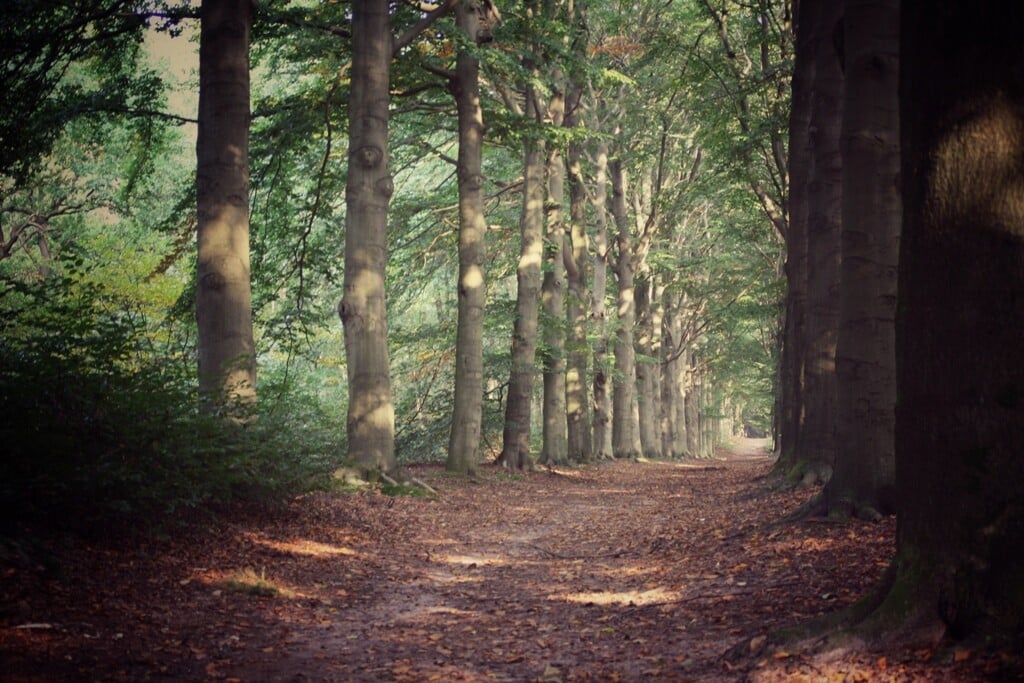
[190,567,305,601]
[553,586,680,606]
[437,553,507,568]
[243,533,361,558]
[418,568,485,586]
[770,535,844,555]
[461,264,484,289]
[593,487,633,496]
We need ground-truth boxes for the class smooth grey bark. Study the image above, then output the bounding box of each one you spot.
[886,0,1024,641]
[815,0,1024,646]
[661,291,686,458]
[564,83,592,463]
[684,350,700,458]
[539,81,568,466]
[498,88,545,470]
[774,0,813,466]
[446,1,489,476]
[635,271,661,458]
[196,0,256,409]
[590,139,612,459]
[338,0,397,475]
[609,157,638,459]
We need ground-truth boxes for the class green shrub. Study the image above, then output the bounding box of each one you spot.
[0,264,342,535]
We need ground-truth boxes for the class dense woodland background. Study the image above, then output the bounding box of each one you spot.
[1,0,785,516]
[2,0,1023,656]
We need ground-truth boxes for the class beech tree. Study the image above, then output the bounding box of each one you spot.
[196,0,257,408]
[446,0,492,475]
[609,156,639,459]
[589,138,613,459]
[774,0,841,485]
[338,0,397,475]
[820,0,1024,646]
[497,1,546,470]
[539,70,569,467]
[821,0,898,520]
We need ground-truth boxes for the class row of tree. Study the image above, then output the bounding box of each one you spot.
[1,1,781,509]
[773,0,1023,648]
[189,0,788,476]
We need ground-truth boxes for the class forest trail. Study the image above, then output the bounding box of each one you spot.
[1,440,1005,681]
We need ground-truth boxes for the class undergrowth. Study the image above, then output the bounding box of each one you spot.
[0,262,342,538]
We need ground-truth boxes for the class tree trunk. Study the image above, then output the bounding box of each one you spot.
[821,0,899,520]
[539,80,568,466]
[790,0,842,486]
[635,271,661,458]
[684,350,700,458]
[827,0,1024,646]
[196,0,256,410]
[498,88,545,470]
[564,83,592,463]
[660,290,686,458]
[590,140,612,459]
[446,1,488,475]
[774,0,812,467]
[609,158,638,459]
[338,0,397,476]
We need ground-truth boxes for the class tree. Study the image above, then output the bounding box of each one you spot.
[819,0,898,520]
[589,138,613,459]
[497,1,546,471]
[775,0,811,468]
[888,0,1024,642]
[338,0,397,476]
[816,0,1024,647]
[564,79,593,463]
[779,0,841,485]
[539,71,569,466]
[196,0,257,408]
[446,0,491,475]
[0,0,153,183]
[609,157,639,459]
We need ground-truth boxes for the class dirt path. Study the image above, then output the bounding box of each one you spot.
[1,440,1008,681]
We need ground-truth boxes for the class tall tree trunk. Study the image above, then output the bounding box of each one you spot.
[791,0,842,486]
[774,0,813,468]
[590,139,613,459]
[667,292,691,458]
[821,0,899,520]
[826,0,1024,646]
[196,0,256,410]
[446,1,489,475]
[539,81,568,466]
[660,290,684,458]
[684,350,700,458]
[609,157,638,459]
[564,84,592,463]
[635,271,661,458]
[338,0,397,476]
[498,88,545,470]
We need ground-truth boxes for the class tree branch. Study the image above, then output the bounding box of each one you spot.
[392,0,458,57]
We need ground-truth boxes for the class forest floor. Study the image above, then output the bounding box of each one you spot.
[2,439,1021,682]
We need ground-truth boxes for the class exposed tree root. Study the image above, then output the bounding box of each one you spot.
[720,556,1018,677]
[781,489,887,524]
[379,471,439,497]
